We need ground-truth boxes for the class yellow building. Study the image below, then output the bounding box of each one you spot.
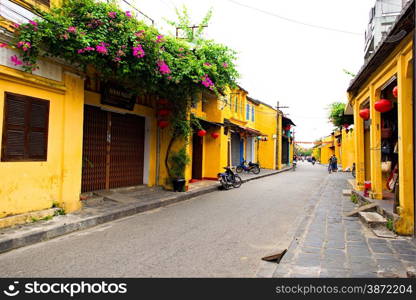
[0,1,295,223]
[346,1,414,235]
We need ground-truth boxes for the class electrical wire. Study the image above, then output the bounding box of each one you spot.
[225,0,362,36]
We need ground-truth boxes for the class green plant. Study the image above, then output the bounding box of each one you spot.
[328,102,346,128]
[31,217,40,222]
[41,215,53,221]
[169,147,190,179]
[351,193,358,204]
[54,209,66,216]
[386,218,394,231]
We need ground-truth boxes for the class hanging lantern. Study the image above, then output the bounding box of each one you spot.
[257,136,262,140]
[197,129,206,137]
[157,109,170,117]
[284,125,291,131]
[392,86,398,98]
[343,123,349,129]
[211,132,219,139]
[157,120,169,128]
[359,108,370,120]
[374,99,393,113]
[364,181,371,190]
[157,98,169,105]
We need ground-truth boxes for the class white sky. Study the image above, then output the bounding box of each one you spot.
[127,0,375,147]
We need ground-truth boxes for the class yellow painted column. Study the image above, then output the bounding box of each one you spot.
[353,100,365,191]
[276,113,282,170]
[395,54,414,235]
[369,85,383,199]
[59,72,84,213]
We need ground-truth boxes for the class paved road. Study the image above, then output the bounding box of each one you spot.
[0,162,328,277]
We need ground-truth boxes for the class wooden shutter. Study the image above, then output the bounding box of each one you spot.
[36,0,50,7]
[2,93,49,161]
[28,99,49,159]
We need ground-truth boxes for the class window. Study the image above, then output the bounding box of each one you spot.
[251,106,255,122]
[201,96,207,112]
[246,104,250,120]
[235,96,238,113]
[2,93,49,161]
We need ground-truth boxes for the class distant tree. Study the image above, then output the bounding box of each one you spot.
[328,102,346,128]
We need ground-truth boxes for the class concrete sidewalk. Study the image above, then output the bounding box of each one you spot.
[0,167,291,254]
[270,172,416,278]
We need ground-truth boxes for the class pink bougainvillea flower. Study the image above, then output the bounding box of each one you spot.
[156,35,164,43]
[125,11,132,18]
[13,23,20,29]
[157,60,171,75]
[85,46,95,51]
[222,62,228,68]
[167,76,173,80]
[10,55,23,66]
[135,30,145,38]
[60,34,69,40]
[67,26,76,33]
[77,49,85,54]
[0,43,8,48]
[132,44,145,58]
[29,20,38,27]
[178,47,184,52]
[108,11,117,19]
[117,49,125,56]
[113,57,121,62]
[96,42,109,55]
[204,62,211,67]
[201,74,214,89]
[17,41,31,51]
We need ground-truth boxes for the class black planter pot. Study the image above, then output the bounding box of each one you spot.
[172,178,186,192]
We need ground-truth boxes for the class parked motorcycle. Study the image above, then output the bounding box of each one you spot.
[235,160,260,174]
[218,167,242,190]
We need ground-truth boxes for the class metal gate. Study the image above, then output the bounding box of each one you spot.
[81,106,145,192]
[231,133,241,166]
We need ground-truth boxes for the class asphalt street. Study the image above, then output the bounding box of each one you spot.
[0,162,328,277]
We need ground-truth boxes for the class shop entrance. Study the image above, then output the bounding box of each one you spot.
[81,105,145,192]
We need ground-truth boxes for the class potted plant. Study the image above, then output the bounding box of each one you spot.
[169,147,190,192]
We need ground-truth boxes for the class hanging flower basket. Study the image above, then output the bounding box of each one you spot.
[374,99,393,113]
[359,108,370,120]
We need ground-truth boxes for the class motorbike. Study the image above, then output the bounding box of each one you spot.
[292,161,297,171]
[235,160,260,174]
[218,167,242,190]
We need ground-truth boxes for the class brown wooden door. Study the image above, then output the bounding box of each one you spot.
[109,113,144,188]
[81,106,145,192]
[192,133,203,179]
[82,106,108,192]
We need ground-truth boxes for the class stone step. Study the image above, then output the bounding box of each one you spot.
[358,211,387,228]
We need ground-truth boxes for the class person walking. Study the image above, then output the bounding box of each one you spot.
[328,154,338,173]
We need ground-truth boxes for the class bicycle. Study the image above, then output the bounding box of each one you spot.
[292,161,297,171]
[218,167,242,190]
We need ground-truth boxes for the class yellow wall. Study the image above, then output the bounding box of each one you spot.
[0,66,83,217]
[255,103,277,169]
[320,135,334,164]
[340,128,355,171]
[348,33,414,235]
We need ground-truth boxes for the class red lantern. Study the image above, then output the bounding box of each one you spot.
[359,108,370,120]
[284,125,291,131]
[374,99,393,113]
[157,109,170,116]
[211,132,219,139]
[392,86,398,98]
[343,124,349,129]
[157,98,169,105]
[364,181,371,190]
[197,129,206,137]
[157,120,169,128]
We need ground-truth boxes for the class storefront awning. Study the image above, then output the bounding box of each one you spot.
[282,116,296,126]
[195,117,224,128]
[245,127,264,136]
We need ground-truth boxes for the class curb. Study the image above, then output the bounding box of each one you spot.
[0,167,292,254]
